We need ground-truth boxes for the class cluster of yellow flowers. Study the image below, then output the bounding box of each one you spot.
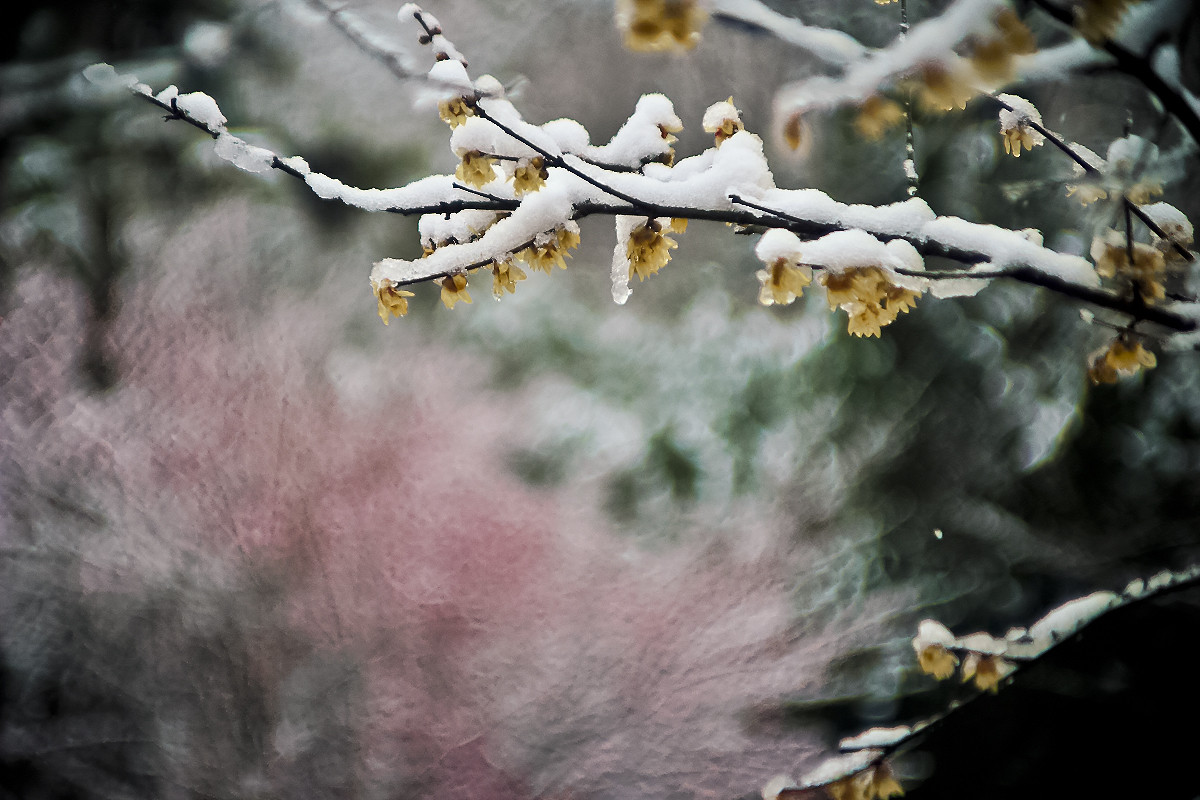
[913,620,1014,693]
[517,227,582,274]
[372,223,582,321]
[455,150,498,189]
[511,156,548,195]
[820,267,922,338]
[626,218,684,281]
[825,763,905,800]
[1073,0,1144,44]
[908,9,1036,115]
[916,640,1014,693]
[1090,228,1168,303]
[1088,337,1157,384]
[615,0,708,52]
[438,96,474,128]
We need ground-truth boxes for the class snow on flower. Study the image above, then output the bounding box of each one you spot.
[702,97,745,146]
[996,94,1045,157]
[912,619,959,679]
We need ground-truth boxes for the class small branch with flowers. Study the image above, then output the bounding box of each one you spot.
[759,562,1200,799]
[86,1,1198,379]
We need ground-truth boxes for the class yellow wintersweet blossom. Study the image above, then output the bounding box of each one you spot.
[826,773,871,800]
[668,218,688,234]
[1002,125,1041,157]
[617,0,708,52]
[782,111,806,151]
[511,157,548,195]
[1074,0,1142,44]
[1125,180,1163,205]
[961,653,1014,693]
[969,9,1037,85]
[820,267,920,338]
[491,259,526,298]
[756,258,812,306]
[439,272,472,309]
[627,219,678,281]
[438,97,474,128]
[455,150,498,189]
[913,61,976,113]
[916,643,959,679]
[516,227,580,275]
[1090,229,1167,302]
[1089,337,1156,384]
[1066,183,1108,206]
[703,98,745,146]
[869,763,905,799]
[371,278,415,325]
[854,95,905,140]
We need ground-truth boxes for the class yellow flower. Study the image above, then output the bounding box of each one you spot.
[819,267,920,337]
[617,0,708,52]
[869,763,905,799]
[439,272,472,309]
[455,150,498,189]
[1074,0,1141,44]
[371,278,415,325]
[854,95,905,141]
[1002,126,1040,157]
[1088,337,1156,384]
[557,226,582,252]
[703,97,744,146]
[438,97,474,128]
[913,62,976,113]
[668,217,688,234]
[917,643,959,680]
[1124,180,1163,205]
[511,156,548,195]
[626,219,678,281]
[756,258,811,306]
[826,773,871,800]
[782,111,806,151]
[491,259,526,298]
[1090,229,1167,302]
[961,653,1013,693]
[1066,183,1108,206]
[969,9,1037,85]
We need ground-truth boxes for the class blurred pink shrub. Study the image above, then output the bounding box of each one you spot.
[0,217,895,799]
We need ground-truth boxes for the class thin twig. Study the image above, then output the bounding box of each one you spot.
[1027,0,1200,146]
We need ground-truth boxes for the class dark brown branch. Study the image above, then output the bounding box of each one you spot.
[1028,0,1200,146]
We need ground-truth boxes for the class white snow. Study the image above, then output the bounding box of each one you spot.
[797,749,882,787]
[214,133,275,173]
[1027,591,1120,649]
[174,91,227,131]
[709,0,868,66]
[839,726,911,751]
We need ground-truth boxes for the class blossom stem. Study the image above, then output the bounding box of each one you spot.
[1027,0,1200,146]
